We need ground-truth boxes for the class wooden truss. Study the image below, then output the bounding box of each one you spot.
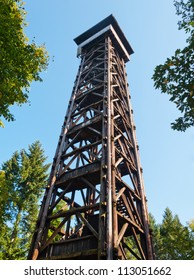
[28,15,153,260]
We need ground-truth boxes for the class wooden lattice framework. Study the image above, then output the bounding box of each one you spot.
[28,15,153,260]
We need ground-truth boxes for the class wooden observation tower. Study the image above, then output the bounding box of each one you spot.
[29,15,153,260]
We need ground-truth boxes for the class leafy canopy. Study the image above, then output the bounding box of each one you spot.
[152,0,194,131]
[0,0,49,127]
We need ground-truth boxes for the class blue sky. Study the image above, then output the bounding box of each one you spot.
[1,0,193,225]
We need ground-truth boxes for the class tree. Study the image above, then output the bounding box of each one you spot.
[0,170,7,224]
[151,208,194,259]
[0,0,49,127]
[189,219,194,231]
[0,141,50,259]
[152,0,194,131]
[149,213,161,259]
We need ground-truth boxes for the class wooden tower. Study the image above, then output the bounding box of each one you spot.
[28,15,153,260]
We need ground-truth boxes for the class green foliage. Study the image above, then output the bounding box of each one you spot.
[119,209,194,260]
[0,170,8,224]
[0,141,50,259]
[189,219,194,231]
[149,213,160,258]
[151,208,194,259]
[0,0,49,127]
[152,0,194,131]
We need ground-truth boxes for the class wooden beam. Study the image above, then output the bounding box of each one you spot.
[115,187,126,201]
[115,175,141,201]
[123,241,141,260]
[81,177,100,194]
[117,211,144,234]
[56,162,100,185]
[40,217,68,252]
[77,213,98,239]
[116,223,128,247]
[47,203,100,220]
[132,227,146,260]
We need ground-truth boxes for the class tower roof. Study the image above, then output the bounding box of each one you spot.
[74,14,134,62]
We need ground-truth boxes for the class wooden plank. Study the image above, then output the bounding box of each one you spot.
[56,162,100,185]
[47,203,100,220]
[41,249,98,260]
